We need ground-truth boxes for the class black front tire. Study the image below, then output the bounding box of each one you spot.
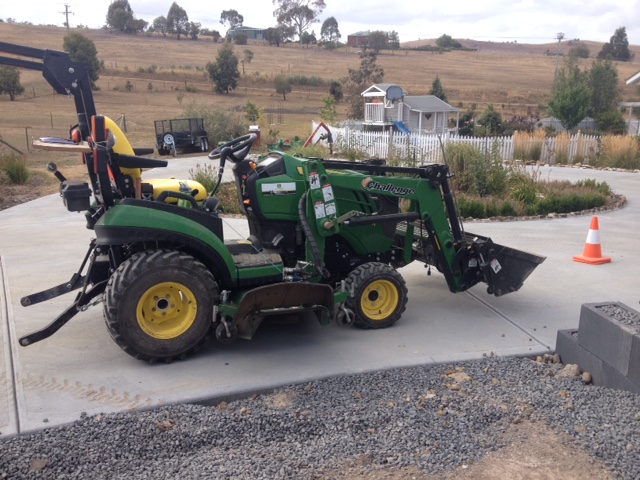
[345,262,408,329]
[104,250,218,362]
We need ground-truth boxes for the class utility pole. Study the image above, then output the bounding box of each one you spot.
[60,4,73,35]
[554,32,565,83]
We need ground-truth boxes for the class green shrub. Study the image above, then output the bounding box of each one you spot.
[535,192,606,215]
[287,75,326,87]
[289,144,328,159]
[189,163,218,193]
[485,200,499,217]
[576,178,611,196]
[446,142,507,197]
[457,195,485,218]
[217,182,243,214]
[182,102,245,145]
[1,154,29,184]
[499,201,517,217]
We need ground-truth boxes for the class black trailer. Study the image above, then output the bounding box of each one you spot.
[155,118,209,156]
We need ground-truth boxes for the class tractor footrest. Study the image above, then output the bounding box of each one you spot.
[231,252,282,269]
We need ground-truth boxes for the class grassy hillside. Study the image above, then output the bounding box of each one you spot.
[0,23,639,202]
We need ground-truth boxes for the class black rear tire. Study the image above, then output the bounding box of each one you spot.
[345,262,408,329]
[104,250,217,362]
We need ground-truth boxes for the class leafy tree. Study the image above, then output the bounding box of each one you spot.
[596,109,626,134]
[320,16,340,50]
[367,31,388,53]
[272,0,326,43]
[206,43,239,93]
[244,101,262,123]
[476,104,504,135]
[264,25,294,46]
[598,27,633,62]
[127,18,148,33]
[233,33,248,45]
[341,51,384,119]
[187,21,201,40]
[63,33,100,89]
[429,75,448,102]
[435,34,461,49]
[106,0,133,32]
[319,95,338,124]
[388,31,400,52]
[547,58,591,130]
[151,16,168,36]
[274,75,292,100]
[240,49,253,74]
[201,28,221,42]
[300,30,316,46]
[457,105,477,136]
[568,42,590,59]
[106,0,145,33]
[588,58,619,120]
[167,2,189,39]
[329,81,343,102]
[220,10,244,31]
[0,66,24,101]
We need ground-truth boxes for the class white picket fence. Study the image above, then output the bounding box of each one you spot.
[311,122,601,165]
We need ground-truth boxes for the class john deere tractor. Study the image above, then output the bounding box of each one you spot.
[0,42,545,362]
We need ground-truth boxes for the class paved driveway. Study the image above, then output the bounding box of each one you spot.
[1,159,637,437]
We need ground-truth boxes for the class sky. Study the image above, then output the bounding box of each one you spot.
[3,0,639,45]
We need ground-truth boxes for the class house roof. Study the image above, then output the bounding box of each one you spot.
[403,96,460,113]
[348,31,371,37]
[626,71,640,85]
[361,84,407,97]
[228,27,264,33]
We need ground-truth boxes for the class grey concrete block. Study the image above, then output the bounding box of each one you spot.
[578,302,640,378]
[555,329,604,385]
[601,362,640,394]
[630,334,640,385]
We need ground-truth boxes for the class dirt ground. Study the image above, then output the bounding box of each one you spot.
[258,387,613,480]
[326,421,612,480]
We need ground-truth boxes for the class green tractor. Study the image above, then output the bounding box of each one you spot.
[1,42,545,362]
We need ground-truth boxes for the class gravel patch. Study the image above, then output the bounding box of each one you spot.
[1,355,638,479]
[596,304,640,328]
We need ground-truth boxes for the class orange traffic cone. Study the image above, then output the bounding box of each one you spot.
[573,216,611,265]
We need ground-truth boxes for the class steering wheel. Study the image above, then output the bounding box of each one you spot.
[208,134,257,163]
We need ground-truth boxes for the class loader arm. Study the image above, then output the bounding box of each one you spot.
[0,42,96,139]
[317,160,544,296]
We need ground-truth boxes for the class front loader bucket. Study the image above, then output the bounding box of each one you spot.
[468,235,546,297]
[481,243,545,296]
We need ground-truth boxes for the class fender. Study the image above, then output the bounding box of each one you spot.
[95,200,236,287]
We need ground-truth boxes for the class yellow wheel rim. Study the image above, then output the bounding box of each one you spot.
[360,279,399,321]
[136,282,198,339]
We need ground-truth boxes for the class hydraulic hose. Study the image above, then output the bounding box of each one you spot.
[298,193,329,278]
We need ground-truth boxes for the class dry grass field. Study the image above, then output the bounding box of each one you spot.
[0,22,639,208]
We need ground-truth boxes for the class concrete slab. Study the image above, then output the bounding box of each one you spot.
[0,255,18,437]
[0,158,638,437]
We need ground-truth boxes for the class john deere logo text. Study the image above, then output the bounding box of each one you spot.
[362,178,415,196]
